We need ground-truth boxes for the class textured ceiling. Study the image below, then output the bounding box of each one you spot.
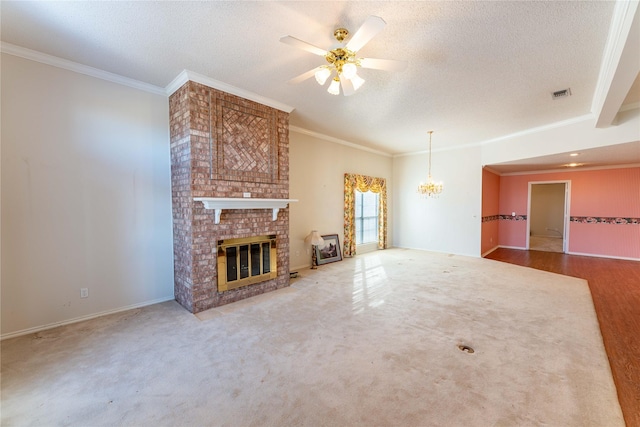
[0,1,633,157]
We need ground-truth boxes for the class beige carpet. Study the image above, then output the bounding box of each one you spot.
[1,248,623,426]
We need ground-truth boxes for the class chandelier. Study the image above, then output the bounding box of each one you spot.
[314,29,365,95]
[417,131,443,198]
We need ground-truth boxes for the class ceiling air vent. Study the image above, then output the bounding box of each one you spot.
[552,88,571,99]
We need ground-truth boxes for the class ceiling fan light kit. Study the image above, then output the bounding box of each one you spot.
[281,16,407,96]
[318,45,364,96]
[314,67,332,85]
[350,73,365,91]
[342,62,358,79]
[327,77,341,96]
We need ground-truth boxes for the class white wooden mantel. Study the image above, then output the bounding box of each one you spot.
[193,197,298,224]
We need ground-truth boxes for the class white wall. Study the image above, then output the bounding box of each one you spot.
[393,146,483,257]
[1,54,174,337]
[288,130,393,270]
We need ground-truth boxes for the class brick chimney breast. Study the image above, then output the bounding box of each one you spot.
[169,81,290,313]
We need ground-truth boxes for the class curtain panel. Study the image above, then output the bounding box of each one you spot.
[343,173,388,257]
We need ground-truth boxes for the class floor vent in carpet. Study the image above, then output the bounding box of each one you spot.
[458,344,475,354]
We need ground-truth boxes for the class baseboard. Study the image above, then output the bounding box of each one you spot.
[356,243,379,254]
[0,295,175,341]
[490,246,639,262]
[290,264,312,273]
[392,245,480,258]
[482,245,500,257]
[498,245,527,251]
[566,251,640,262]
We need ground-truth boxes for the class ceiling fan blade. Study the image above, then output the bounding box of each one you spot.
[345,16,386,52]
[340,77,356,96]
[359,58,408,72]
[287,67,321,85]
[279,36,327,56]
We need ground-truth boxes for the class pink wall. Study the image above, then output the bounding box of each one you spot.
[497,174,530,249]
[481,168,500,254]
[570,168,640,216]
[482,168,500,217]
[498,220,528,248]
[498,167,640,259]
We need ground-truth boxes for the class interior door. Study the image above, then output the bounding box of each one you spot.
[527,182,569,253]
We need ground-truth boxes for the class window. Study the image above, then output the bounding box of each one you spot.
[355,190,379,245]
[344,174,387,256]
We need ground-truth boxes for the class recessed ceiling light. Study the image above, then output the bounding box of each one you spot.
[569,153,579,157]
[565,162,583,167]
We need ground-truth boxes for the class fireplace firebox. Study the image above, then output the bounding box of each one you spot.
[217,235,277,292]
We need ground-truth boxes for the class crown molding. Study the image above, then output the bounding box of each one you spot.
[482,166,502,176]
[164,70,190,97]
[619,101,640,112]
[393,139,482,157]
[479,114,596,146]
[0,43,297,112]
[166,70,294,113]
[498,162,640,176]
[0,42,166,96]
[393,114,596,158]
[289,125,392,157]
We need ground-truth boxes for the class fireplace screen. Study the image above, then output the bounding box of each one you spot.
[217,235,277,292]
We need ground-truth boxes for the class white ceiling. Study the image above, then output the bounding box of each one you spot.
[488,140,640,174]
[1,1,638,164]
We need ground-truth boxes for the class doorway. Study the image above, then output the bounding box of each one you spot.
[527,181,569,253]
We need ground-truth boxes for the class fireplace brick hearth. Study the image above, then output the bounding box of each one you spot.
[169,81,290,313]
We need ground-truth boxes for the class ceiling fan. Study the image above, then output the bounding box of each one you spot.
[280,16,407,96]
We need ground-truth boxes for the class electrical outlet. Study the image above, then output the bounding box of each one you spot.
[80,288,89,298]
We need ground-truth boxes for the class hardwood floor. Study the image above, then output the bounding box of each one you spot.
[485,248,640,427]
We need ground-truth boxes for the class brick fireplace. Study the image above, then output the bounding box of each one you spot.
[169,80,291,313]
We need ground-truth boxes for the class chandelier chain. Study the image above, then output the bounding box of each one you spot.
[417,130,443,198]
[428,130,433,177]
